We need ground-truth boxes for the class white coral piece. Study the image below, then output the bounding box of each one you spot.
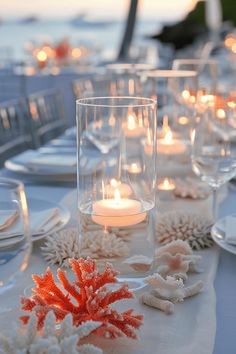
[123,255,153,272]
[0,312,103,354]
[145,274,185,302]
[155,240,202,273]
[155,240,193,257]
[156,211,214,250]
[41,228,129,267]
[174,177,211,199]
[155,253,190,278]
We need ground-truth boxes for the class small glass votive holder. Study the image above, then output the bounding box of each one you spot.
[76,97,157,281]
[157,177,176,200]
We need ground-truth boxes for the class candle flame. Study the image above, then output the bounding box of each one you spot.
[36,50,47,62]
[163,178,170,187]
[127,112,137,130]
[131,163,138,172]
[182,89,190,100]
[216,108,226,120]
[178,116,189,125]
[190,129,196,144]
[147,127,152,145]
[114,188,121,204]
[109,114,116,126]
[227,100,236,109]
[110,178,119,188]
[138,112,143,127]
[163,115,169,128]
[164,130,173,144]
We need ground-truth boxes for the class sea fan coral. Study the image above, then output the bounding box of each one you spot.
[20,258,143,340]
[0,312,103,354]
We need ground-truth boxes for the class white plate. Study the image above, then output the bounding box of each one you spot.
[5,150,76,178]
[211,214,236,255]
[4,149,102,180]
[28,197,70,241]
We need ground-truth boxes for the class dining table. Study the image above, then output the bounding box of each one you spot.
[0,140,236,354]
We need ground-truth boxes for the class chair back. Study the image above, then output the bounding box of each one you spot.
[27,89,66,147]
[0,98,32,166]
[72,74,141,99]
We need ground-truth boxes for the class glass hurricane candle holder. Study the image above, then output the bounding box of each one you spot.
[76,97,157,282]
[140,70,198,178]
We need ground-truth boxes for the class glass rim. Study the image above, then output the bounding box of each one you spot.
[76,96,157,108]
[106,63,156,71]
[172,58,217,66]
[0,177,24,190]
[141,69,198,78]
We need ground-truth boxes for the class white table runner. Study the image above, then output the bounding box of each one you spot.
[60,189,224,354]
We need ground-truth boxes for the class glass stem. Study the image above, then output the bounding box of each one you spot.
[212,187,218,222]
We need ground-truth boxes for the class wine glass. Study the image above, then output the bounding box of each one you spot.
[0,178,31,306]
[191,99,236,220]
[173,59,218,113]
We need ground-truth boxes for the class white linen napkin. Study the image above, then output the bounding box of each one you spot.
[26,154,77,172]
[0,208,61,239]
[225,215,236,245]
[30,208,61,236]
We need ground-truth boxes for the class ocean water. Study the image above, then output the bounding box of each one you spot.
[0,19,161,62]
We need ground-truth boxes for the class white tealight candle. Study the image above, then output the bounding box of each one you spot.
[157,130,187,155]
[124,112,145,138]
[157,178,176,200]
[127,162,142,174]
[92,189,146,227]
[158,178,176,191]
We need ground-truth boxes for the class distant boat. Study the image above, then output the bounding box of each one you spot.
[70,14,114,28]
[19,16,39,24]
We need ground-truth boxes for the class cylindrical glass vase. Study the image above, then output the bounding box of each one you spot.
[76,97,157,281]
[140,70,198,179]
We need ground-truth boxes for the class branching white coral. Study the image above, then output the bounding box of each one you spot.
[0,312,103,354]
[155,253,190,279]
[41,228,129,267]
[145,274,185,302]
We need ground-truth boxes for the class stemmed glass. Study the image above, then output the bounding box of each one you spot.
[0,178,31,310]
[191,98,236,220]
[173,59,218,111]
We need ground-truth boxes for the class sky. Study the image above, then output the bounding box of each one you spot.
[0,0,199,21]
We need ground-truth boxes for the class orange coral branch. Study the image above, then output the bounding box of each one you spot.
[20,257,143,339]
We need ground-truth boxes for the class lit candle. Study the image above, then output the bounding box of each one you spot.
[157,129,187,155]
[104,178,132,198]
[124,112,145,138]
[216,108,226,120]
[157,178,176,191]
[157,178,176,200]
[178,116,190,126]
[127,162,142,174]
[181,89,196,104]
[92,188,146,227]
